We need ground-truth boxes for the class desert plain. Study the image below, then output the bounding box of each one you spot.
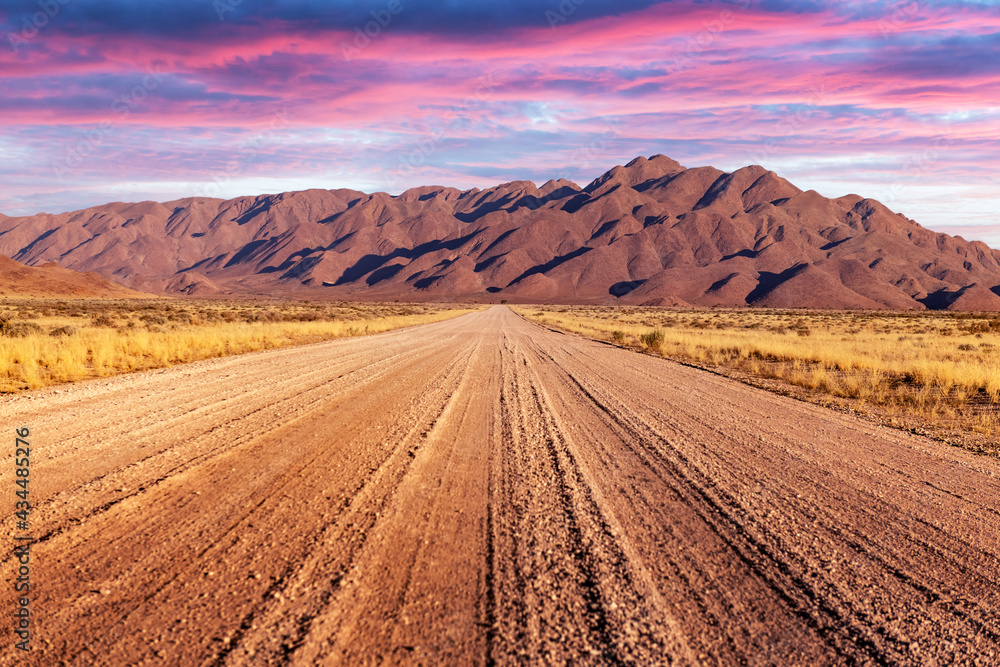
[1,301,998,665]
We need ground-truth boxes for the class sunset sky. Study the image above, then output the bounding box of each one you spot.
[1,0,997,244]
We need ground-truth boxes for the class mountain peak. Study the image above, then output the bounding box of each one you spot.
[540,178,581,195]
[646,154,685,171]
[588,154,686,192]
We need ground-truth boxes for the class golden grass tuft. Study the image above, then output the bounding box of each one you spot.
[515,305,1000,451]
[0,299,479,393]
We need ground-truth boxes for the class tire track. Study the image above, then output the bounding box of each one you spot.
[99,338,475,665]
[551,343,1000,659]
[0,337,429,552]
[517,312,1000,665]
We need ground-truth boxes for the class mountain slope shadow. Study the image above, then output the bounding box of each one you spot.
[334,230,484,285]
[506,246,593,287]
[366,263,406,286]
[454,193,521,222]
[745,264,808,304]
[234,199,275,225]
[224,239,274,268]
[918,289,952,310]
[610,280,646,297]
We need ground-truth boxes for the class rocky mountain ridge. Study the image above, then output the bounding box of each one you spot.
[2,155,999,309]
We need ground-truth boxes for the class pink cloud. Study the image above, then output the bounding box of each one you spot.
[0,0,997,232]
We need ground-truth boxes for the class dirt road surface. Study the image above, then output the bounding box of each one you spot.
[2,306,999,665]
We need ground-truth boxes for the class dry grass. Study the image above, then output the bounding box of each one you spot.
[0,299,478,393]
[515,305,1000,454]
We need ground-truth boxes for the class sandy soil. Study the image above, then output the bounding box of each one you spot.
[2,306,999,665]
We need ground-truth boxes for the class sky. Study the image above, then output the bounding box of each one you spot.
[0,0,998,245]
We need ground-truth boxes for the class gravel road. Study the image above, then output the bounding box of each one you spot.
[2,306,999,665]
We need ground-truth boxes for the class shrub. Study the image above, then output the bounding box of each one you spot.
[0,319,44,337]
[91,313,117,327]
[611,330,626,344]
[49,325,79,337]
[962,322,990,334]
[640,329,664,351]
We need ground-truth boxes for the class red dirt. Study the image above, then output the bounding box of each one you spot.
[2,306,999,664]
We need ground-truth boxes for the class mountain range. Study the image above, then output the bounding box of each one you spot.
[2,155,999,309]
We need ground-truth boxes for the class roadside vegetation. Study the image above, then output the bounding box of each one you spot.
[0,299,477,393]
[515,305,1000,454]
